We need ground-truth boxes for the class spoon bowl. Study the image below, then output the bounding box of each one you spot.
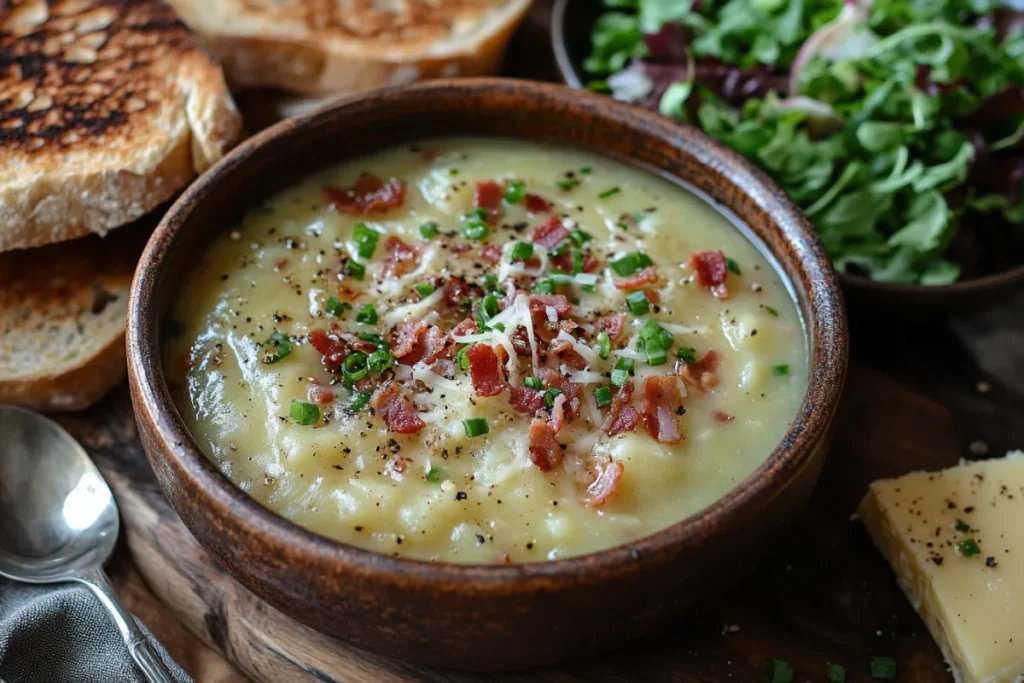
[0,405,176,683]
[0,406,118,582]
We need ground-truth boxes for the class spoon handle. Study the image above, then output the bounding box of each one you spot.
[75,567,178,683]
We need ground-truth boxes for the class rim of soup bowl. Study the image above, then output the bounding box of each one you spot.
[127,77,848,587]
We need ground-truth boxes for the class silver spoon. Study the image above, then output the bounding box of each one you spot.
[0,405,177,683]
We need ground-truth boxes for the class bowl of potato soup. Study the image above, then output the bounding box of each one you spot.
[128,78,847,669]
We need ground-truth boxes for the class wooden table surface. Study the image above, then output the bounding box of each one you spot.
[66,3,1024,681]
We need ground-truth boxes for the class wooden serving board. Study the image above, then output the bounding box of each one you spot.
[56,309,1024,682]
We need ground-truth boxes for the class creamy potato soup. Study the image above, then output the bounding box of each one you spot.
[166,138,808,563]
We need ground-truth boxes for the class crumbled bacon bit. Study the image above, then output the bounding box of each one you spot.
[274,258,290,271]
[370,384,425,434]
[307,329,348,372]
[443,277,482,307]
[528,419,563,471]
[337,332,378,354]
[538,369,582,421]
[449,317,478,340]
[528,295,572,323]
[713,411,734,423]
[644,289,660,305]
[467,344,505,397]
[642,376,684,444]
[603,382,639,437]
[474,180,504,221]
[381,236,419,278]
[613,266,659,291]
[585,460,624,507]
[582,253,600,273]
[480,243,502,265]
[524,193,552,213]
[385,458,407,479]
[679,350,720,392]
[531,216,569,249]
[307,383,334,405]
[549,393,567,433]
[324,174,406,215]
[392,320,445,365]
[510,327,532,356]
[690,250,729,298]
[596,313,627,342]
[509,385,546,415]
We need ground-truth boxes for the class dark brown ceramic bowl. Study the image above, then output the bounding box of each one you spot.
[552,0,1024,318]
[127,78,847,670]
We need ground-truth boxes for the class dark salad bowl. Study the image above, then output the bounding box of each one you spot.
[129,78,847,670]
[552,0,1024,317]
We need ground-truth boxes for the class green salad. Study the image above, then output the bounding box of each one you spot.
[586,0,1024,284]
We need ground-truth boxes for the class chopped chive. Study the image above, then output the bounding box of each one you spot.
[357,332,387,348]
[594,386,613,408]
[639,319,674,350]
[343,260,365,280]
[677,347,697,365]
[762,658,794,683]
[524,376,543,390]
[353,223,379,259]
[455,345,472,370]
[355,304,378,325]
[596,332,612,360]
[463,417,489,438]
[504,180,526,203]
[726,257,741,275]
[568,229,592,246]
[482,274,502,293]
[557,179,580,191]
[579,166,592,174]
[367,348,394,373]
[419,221,440,239]
[570,248,584,275]
[645,340,667,366]
[326,296,349,318]
[462,221,489,241]
[869,656,897,680]
[426,466,444,483]
[957,538,980,557]
[290,400,319,425]
[954,519,970,532]
[413,281,436,298]
[350,392,371,412]
[764,305,779,317]
[261,331,292,364]
[773,364,790,376]
[826,663,846,683]
[480,293,500,324]
[544,388,563,409]
[581,283,596,293]
[531,278,555,294]
[610,251,652,277]
[598,187,621,199]
[510,241,534,261]
[342,352,369,382]
[626,291,650,316]
[610,357,634,387]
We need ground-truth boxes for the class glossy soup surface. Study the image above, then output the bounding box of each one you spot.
[167,138,808,563]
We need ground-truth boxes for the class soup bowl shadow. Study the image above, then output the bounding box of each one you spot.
[127,78,848,670]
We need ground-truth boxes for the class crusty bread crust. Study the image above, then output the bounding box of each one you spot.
[0,222,149,412]
[167,0,533,95]
[0,0,243,252]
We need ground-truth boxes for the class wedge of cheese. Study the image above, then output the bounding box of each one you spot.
[859,452,1024,683]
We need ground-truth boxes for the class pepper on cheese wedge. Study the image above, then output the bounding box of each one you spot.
[859,451,1024,683]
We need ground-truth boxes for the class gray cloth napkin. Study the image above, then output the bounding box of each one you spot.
[0,577,191,683]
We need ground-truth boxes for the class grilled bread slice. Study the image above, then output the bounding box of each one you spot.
[165,0,533,96]
[0,222,149,412]
[0,0,243,252]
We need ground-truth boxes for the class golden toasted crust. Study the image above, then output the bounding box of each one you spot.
[167,0,533,95]
[0,0,243,251]
[0,221,150,412]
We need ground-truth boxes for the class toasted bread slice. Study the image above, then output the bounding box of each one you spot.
[0,223,149,412]
[165,0,533,96]
[0,0,243,252]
